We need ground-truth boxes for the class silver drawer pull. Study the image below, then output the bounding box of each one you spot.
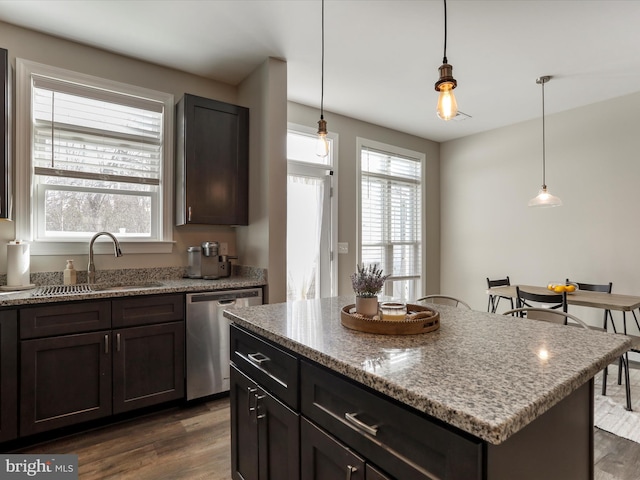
[255,394,267,419]
[346,465,358,480]
[345,412,379,436]
[248,352,270,366]
[247,387,258,413]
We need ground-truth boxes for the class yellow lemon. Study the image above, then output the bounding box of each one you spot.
[553,285,565,293]
[565,284,576,293]
[547,283,556,291]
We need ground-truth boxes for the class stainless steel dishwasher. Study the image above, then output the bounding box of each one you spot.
[186,288,263,400]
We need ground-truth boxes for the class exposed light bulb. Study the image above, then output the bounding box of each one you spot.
[436,82,458,121]
[316,117,329,157]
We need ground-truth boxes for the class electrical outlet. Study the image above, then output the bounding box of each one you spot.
[338,242,349,254]
[219,242,229,255]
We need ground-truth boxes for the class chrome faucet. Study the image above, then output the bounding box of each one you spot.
[88,232,123,284]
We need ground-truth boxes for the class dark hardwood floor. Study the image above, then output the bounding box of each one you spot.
[15,395,640,479]
[17,398,232,480]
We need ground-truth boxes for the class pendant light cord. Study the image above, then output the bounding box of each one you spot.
[442,0,448,64]
[541,79,546,187]
[320,0,325,120]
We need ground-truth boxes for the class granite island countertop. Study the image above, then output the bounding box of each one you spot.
[0,268,266,307]
[224,295,634,445]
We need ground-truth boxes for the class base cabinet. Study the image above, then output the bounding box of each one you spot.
[301,417,365,480]
[20,331,112,436]
[19,295,185,438]
[230,365,300,480]
[0,310,17,442]
[113,322,184,414]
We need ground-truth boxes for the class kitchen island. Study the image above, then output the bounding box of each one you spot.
[224,295,633,480]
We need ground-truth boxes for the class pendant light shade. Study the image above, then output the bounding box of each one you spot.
[435,0,458,121]
[316,0,329,158]
[528,75,562,208]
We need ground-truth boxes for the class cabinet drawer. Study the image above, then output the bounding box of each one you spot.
[112,294,184,328]
[301,361,482,480]
[230,324,298,409]
[20,301,111,339]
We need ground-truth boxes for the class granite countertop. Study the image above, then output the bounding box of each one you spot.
[224,295,633,445]
[0,266,266,307]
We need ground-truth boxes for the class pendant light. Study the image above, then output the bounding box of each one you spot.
[435,0,458,121]
[316,0,329,158]
[528,75,563,208]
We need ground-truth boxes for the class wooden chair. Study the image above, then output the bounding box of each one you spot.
[416,295,471,309]
[486,276,514,313]
[516,286,567,313]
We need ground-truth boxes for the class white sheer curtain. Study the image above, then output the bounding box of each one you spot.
[287,175,324,301]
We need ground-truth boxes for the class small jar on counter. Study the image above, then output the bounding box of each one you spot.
[380,302,407,321]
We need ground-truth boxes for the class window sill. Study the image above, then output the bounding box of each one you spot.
[29,240,176,256]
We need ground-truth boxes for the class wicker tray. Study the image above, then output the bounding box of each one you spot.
[340,303,440,335]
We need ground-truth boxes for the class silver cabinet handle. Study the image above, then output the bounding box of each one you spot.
[116,333,121,352]
[255,394,267,419]
[345,412,379,436]
[104,334,109,354]
[247,387,258,413]
[188,206,192,222]
[346,465,358,480]
[247,352,270,366]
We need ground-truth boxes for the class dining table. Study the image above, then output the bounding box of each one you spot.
[487,284,640,315]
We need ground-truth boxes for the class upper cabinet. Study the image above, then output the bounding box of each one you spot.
[175,93,249,226]
[0,48,9,219]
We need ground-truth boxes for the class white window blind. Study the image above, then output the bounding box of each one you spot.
[32,76,163,187]
[360,144,422,300]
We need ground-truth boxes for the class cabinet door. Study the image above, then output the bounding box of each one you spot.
[0,310,17,442]
[301,418,365,480]
[366,464,393,480]
[176,94,249,226]
[20,331,112,436]
[231,365,260,480]
[112,321,185,414]
[257,384,300,480]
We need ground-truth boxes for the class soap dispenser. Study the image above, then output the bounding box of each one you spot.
[64,259,77,285]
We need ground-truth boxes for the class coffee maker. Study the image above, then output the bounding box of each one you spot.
[187,241,236,279]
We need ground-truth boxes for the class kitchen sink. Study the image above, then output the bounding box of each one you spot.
[89,282,164,292]
[32,282,164,297]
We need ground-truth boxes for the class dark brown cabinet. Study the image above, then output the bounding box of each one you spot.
[20,330,112,436]
[230,365,299,480]
[19,295,185,437]
[230,325,485,480]
[301,418,366,480]
[0,47,9,219]
[0,310,17,442]
[176,93,249,226]
[113,321,184,414]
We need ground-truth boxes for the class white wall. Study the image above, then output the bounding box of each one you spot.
[237,58,288,303]
[288,102,441,297]
[440,90,640,334]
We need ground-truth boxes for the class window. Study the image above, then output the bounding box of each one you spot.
[358,138,423,301]
[16,59,174,255]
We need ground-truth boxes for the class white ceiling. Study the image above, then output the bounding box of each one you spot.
[0,0,639,142]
